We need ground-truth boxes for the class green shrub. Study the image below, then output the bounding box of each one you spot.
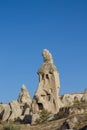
[35,109,51,124]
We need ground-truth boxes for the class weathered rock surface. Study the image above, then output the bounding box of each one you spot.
[0,49,87,129]
[0,104,11,121]
[8,101,22,121]
[30,113,87,130]
[0,85,32,122]
[32,49,60,115]
[18,84,32,105]
[60,93,83,107]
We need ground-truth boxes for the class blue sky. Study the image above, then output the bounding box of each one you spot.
[0,0,87,103]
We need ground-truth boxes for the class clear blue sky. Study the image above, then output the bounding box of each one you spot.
[0,0,87,103]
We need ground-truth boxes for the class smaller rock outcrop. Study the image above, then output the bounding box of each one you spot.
[0,85,32,123]
[0,104,11,121]
[9,101,22,121]
[60,93,83,107]
[18,84,32,105]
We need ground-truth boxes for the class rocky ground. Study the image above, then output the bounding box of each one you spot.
[0,102,87,130]
[0,50,87,130]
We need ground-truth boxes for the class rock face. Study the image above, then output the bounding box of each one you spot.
[0,85,32,122]
[17,84,32,122]
[0,104,11,121]
[60,93,83,107]
[32,49,60,114]
[9,101,22,121]
[18,84,32,105]
[0,49,87,129]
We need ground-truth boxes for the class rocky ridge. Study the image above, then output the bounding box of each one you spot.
[0,49,87,130]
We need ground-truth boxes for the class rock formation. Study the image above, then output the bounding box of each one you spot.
[0,49,87,129]
[18,84,32,105]
[60,93,83,107]
[32,49,60,114]
[0,104,11,121]
[9,101,22,121]
[0,84,32,122]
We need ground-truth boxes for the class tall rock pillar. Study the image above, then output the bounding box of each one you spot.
[33,49,60,113]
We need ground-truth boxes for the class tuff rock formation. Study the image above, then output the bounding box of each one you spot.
[0,104,11,121]
[0,84,32,122]
[32,49,60,114]
[0,49,87,129]
[9,101,22,121]
[60,93,83,107]
[18,84,32,105]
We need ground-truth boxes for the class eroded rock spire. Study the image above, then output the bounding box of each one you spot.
[42,49,53,64]
[32,49,60,116]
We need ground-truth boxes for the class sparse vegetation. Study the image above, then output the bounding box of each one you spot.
[35,109,51,124]
[3,124,21,130]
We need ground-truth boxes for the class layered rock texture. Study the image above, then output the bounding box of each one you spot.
[0,84,32,123]
[32,49,60,114]
[0,49,87,130]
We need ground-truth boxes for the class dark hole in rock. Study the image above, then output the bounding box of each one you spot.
[0,110,4,120]
[38,103,43,110]
[42,74,44,80]
[49,71,53,74]
[60,121,70,130]
[23,115,32,124]
[47,94,51,101]
[53,99,55,104]
[46,74,49,79]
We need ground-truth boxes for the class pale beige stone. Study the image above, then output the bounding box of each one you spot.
[60,93,83,107]
[0,104,11,121]
[31,113,40,124]
[32,49,60,114]
[18,84,32,105]
[9,101,22,121]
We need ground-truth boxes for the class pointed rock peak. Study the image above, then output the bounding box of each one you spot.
[21,84,27,91]
[38,49,57,74]
[42,49,53,64]
[18,84,31,104]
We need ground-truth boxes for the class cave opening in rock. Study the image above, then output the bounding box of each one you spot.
[38,103,43,110]
[46,74,49,79]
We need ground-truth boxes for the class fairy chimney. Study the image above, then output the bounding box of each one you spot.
[32,49,60,113]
